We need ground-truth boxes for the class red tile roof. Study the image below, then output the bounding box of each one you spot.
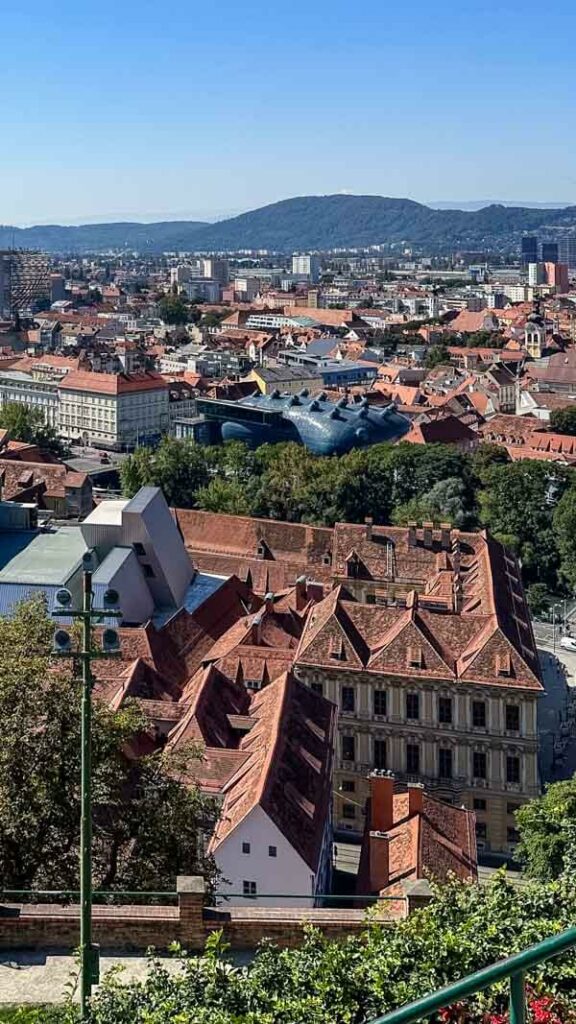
[58,370,168,394]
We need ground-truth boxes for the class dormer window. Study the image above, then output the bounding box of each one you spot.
[496,652,512,677]
[407,645,424,668]
[322,551,332,566]
[330,638,346,661]
[346,553,360,579]
[256,541,266,559]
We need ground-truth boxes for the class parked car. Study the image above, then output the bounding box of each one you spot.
[559,636,576,652]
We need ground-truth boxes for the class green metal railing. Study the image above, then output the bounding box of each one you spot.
[370,926,576,1024]
[0,889,400,906]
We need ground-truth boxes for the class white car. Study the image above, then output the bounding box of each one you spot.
[559,636,576,652]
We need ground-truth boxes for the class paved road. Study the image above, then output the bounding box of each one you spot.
[0,951,183,1004]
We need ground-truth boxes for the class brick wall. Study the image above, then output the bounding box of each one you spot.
[0,877,422,954]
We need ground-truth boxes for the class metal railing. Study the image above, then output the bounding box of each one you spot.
[370,926,576,1024]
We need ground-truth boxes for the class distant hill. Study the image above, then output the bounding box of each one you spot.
[0,220,208,254]
[3,194,576,253]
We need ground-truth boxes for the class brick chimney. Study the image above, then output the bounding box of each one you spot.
[370,772,395,832]
[422,521,434,549]
[408,522,417,548]
[369,832,390,892]
[407,782,424,817]
[365,516,374,541]
[295,575,307,609]
[440,523,451,550]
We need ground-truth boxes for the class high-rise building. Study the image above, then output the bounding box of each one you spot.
[527,262,545,286]
[545,262,570,293]
[292,254,321,283]
[541,242,558,263]
[202,258,229,285]
[0,250,51,317]
[521,236,538,266]
[558,237,576,270]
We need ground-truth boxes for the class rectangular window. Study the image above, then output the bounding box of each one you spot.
[241,842,250,854]
[439,748,453,779]
[476,822,487,840]
[473,798,486,811]
[506,705,520,732]
[342,803,356,819]
[242,881,257,897]
[406,743,420,774]
[406,693,420,720]
[507,802,521,816]
[373,690,387,716]
[268,845,277,858]
[142,563,155,579]
[473,752,487,779]
[342,686,355,713]
[342,735,355,762]
[438,697,453,724]
[311,682,323,696]
[507,756,520,784]
[341,779,355,793]
[374,739,387,770]
[472,700,487,728]
[507,827,520,844]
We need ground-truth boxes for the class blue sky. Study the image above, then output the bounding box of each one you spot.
[2,0,576,224]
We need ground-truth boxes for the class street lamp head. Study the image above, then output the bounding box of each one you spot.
[55,588,73,608]
[103,588,120,609]
[53,629,72,654]
[82,551,94,568]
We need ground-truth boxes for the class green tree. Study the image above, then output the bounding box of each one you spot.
[0,598,218,891]
[0,402,66,456]
[526,582,550,617]
[196,478,253,516]
[478,460,570,587]
[120,438,210,508]
[550,406,576,436]
[471,442,511,483]
[516,777,576,881]
[391,476,469,528]
[553,485,576,590]
[157,295,190,325]
[425,344,451,368]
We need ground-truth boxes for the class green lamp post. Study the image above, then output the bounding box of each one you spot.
[53,551,122,1022]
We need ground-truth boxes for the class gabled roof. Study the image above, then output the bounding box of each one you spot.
[209,672,336,871]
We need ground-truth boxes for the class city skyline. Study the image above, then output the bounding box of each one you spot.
[2,0,576,224]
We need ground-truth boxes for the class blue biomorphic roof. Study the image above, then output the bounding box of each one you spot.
[219,389,410,455]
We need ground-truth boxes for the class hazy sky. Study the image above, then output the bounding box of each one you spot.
[2,0,576,224]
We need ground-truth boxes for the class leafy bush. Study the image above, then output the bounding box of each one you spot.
[83,874,576,1023]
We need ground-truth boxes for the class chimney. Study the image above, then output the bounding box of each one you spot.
[370,772,395,832]
[423,521,434,549]
[451,531,461,574]
[295,575,307,609]
[365,516,374,541]
[264,591,274,612]
[407,782,424,817]
[252,610,264,645]
[408,521,417,548]
[406,589,418,611]
[440,523,451,550]
[369,832,390,892]
[453,575,463,613]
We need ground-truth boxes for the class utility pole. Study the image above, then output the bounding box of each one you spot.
[53,554,122,1022]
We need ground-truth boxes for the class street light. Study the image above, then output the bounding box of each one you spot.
[53,557,122,1022]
